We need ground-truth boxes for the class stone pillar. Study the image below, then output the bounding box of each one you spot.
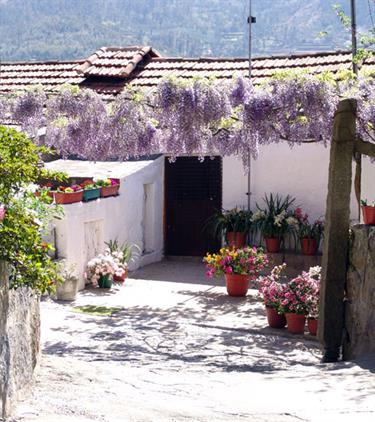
[343,225,375,359]
[0,262,40,418]
[318,99,356,362]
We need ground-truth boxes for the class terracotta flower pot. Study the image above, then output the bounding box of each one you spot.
[285,313,306,334]
[264,237,281,253]
[98,274,113,289]
[224,273,250,297]
[266,306,286,328]
[226,232,246,248]
[301,238,317,255]
[362,205,375,225]
[114,268,128,282]
[54,190,84,205]
[308,318,318,336]
[101,183,120,198]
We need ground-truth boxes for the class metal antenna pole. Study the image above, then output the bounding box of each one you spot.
[248,0,253,79]
[351,0,358,75]
[247,0,256,211]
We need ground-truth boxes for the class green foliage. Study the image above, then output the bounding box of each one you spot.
[72,305,122,317]
[105,239,141,264]
[0,0,372,61]
[204,207,253,239]
[253,193,296,239]
[0,126,66,293]
[333,2,375,65]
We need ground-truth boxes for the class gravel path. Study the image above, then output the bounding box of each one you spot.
[9,260,375,422]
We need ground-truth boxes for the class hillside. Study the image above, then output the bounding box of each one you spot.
[0,0,372,61]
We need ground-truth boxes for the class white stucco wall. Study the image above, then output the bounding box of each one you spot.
[46,157,164,290]
[362,156,375,215]
[223,142,363,222]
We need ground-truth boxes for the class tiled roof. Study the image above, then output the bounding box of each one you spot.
[129,51,375,87]
[1,47,374,97]
[0,61,85,93]
[77,46,161,78]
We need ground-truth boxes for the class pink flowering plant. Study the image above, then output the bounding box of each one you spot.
[294,208,324,242]
[258,264,287,312]
[96,178,120,187]
[86,252,119,287]
[280,266,321,315]
[204,246,269,280]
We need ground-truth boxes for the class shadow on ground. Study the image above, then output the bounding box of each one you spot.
[44,299,321,376]
[131,258,221,286]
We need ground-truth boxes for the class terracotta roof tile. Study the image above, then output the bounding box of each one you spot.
[0,61,85,93]
[77,46,161,78]
[1,47,375,97]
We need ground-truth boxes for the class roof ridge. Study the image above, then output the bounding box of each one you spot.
[150,50,352,63]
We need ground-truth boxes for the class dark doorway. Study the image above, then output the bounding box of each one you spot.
[165,156,222,256]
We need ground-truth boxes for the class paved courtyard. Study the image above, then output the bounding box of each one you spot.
[11,260,375,422]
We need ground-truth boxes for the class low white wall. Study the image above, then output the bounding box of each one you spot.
[223,143,362,222]
[49,157,164,290]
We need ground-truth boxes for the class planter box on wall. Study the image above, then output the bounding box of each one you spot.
[83,187,101,202]
[54,190,84,205]
[100,182,120,198]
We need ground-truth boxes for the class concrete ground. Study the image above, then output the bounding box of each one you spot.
[10,259,375,422]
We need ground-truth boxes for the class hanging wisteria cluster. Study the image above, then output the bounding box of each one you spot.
[1,71,375,167]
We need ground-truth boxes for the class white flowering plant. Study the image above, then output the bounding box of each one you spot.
[86,252,120,286]
[253,193,298,239]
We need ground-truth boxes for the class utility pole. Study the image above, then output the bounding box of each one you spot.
[247,0,256,211]
[248,0,256,78]
[351,0,358,75]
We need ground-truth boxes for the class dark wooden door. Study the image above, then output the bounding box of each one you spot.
[165,156,222,256]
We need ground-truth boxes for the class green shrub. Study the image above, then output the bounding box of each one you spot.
[0,126,66,293]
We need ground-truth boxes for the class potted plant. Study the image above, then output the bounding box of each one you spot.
[294,208,324,255]
[280,268,319,334]
[81,179,101,202]
[252,193,297,253]
[53,184,83,205]
[55,260,79,301]
[361,199,375,225]
[86,252,118,289]
[35,182,54,199]
[97,178,120,198]
[204,246,268,297]
[306,266,321,336]
[258,264,287,328]
[105,239,141,282]
[204,207,252,248]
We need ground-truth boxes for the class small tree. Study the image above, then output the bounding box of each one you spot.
[0,126,65,293]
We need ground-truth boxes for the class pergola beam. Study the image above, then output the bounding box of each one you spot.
[355,138,375,157]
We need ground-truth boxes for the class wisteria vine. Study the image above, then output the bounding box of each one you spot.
[1,71,375,168]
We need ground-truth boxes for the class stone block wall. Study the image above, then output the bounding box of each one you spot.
[343,225,375,360]
[0,262,40,419]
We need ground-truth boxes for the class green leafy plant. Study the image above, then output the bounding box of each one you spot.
[204,207,253,239]
[105,239,141,265]
[80,179,100,190]
[0,126,66,293]
[293,208,324,243]
[361,198,375,207]
[252,193,297,239]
